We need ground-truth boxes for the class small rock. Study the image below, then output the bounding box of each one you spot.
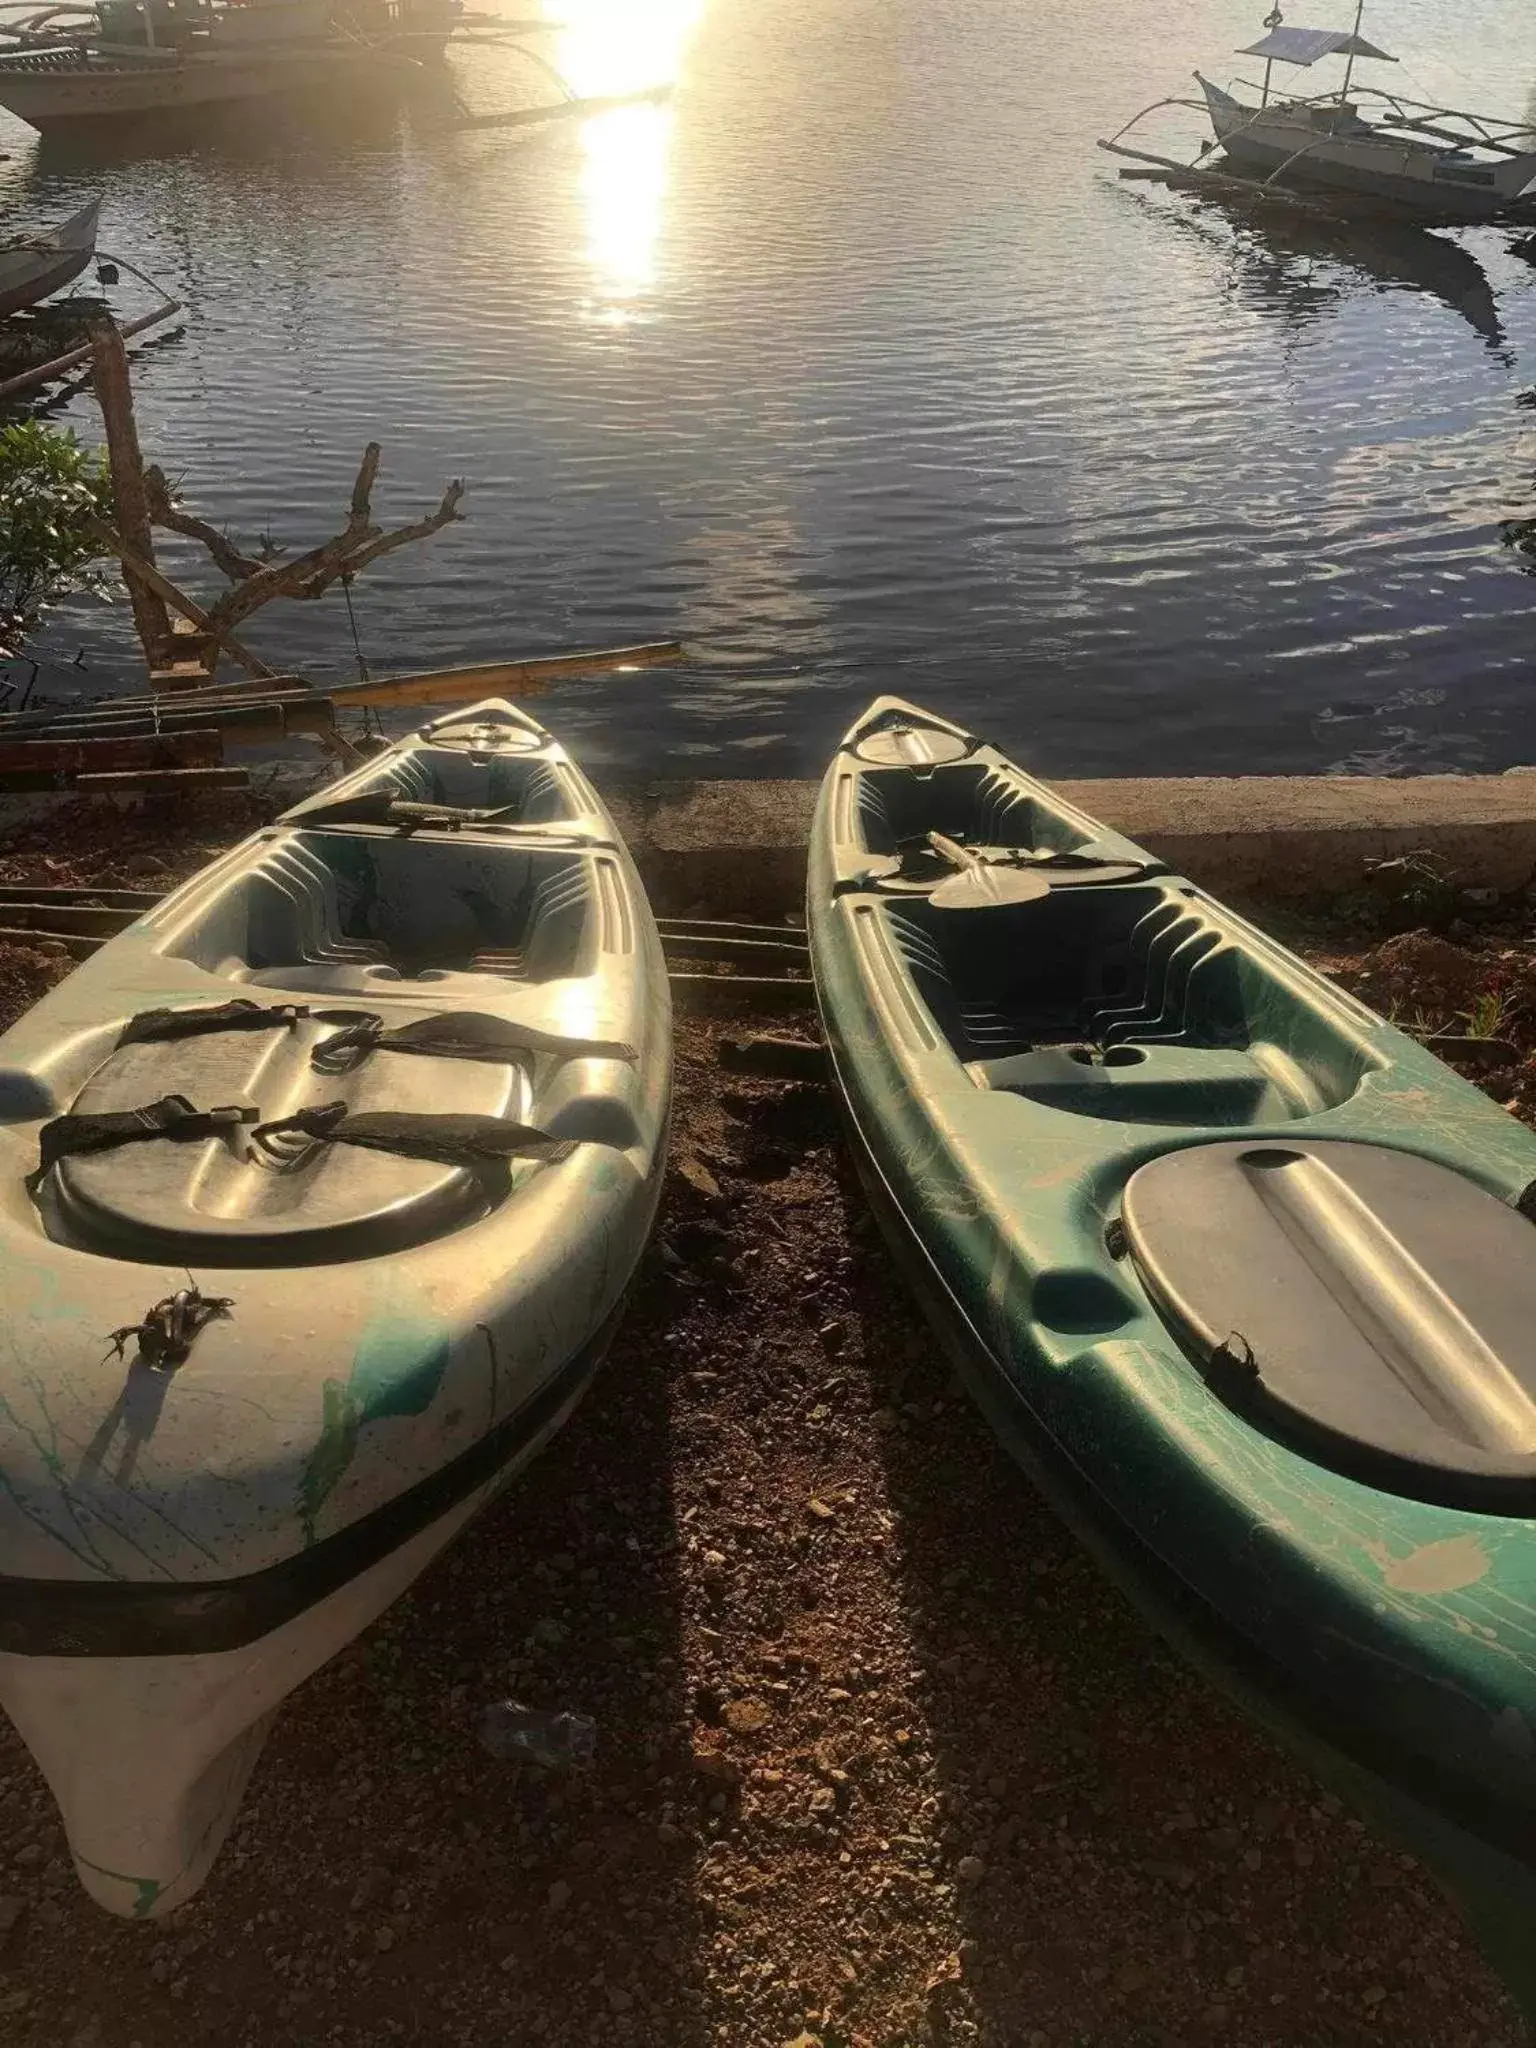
[693,1746,742,1788]
[12,1843,43,1870]
[1362,1986,1387,2007]
[807,1497,835,1521]
[547,1880,572,1911]
[606,1985,633,2013]
[723,1697,770,1736]
[956,1854,986,1884]
[373,1927,395,1954]
[676,1155,723,1204]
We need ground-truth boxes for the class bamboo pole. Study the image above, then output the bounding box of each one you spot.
[324,641,685,709]
[0,298,182,405]
[88,323,173,673]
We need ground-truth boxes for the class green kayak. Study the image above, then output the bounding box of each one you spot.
[808,696,1536,2018]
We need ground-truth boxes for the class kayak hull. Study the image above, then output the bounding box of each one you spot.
[0,699,670,1914]
[809,696,1536,2018]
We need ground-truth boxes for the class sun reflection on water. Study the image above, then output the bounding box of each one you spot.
[548,0,704,315]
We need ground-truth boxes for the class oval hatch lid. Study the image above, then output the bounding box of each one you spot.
[419,703,547,755]
[45,1017,527,1266]
[1122,1139,1536,1504]
[851,706,975,768]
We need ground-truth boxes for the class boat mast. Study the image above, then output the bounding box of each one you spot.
[1260,3,1283,105]
[1339,0,1367,99]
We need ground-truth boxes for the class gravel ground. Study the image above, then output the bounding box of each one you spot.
[0,807,1524,2047]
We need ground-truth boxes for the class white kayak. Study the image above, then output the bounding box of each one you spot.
[0,698,671,1917]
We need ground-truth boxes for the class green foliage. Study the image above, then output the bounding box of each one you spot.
[0,419,112,653]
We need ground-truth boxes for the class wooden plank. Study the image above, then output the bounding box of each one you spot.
[0,698,337,748]
[74,767,251,794]
[0,902,138,937]
[0,732,220,780]
[90,323,173,673]
[0,885,159,909]
[0,926,100,959]
[83,518,279,683]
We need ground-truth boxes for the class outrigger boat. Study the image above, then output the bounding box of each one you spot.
[809,697,1536,2025]
[0,0,456,131]
[1102,4,1536,225]
[0,698,670,1917]
[0,196,100,318]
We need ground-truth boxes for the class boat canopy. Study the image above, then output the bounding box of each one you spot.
[1237,25,1396,65]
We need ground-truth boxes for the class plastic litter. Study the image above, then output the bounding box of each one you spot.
[478,1700,596,1768]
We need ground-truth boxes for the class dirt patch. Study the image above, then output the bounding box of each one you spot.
[1318,923,1536,1125]
[0,790,275,895]
[0,941,75,1035]
[0,814,1522,2047]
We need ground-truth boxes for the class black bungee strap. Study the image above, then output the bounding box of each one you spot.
[30,1095,258,1189]
[309,1010,638,1075]
[249,1103,579,1168]
[117,1001,637,1072]
[120,1000,309,1047]
[32,1095,584,1185]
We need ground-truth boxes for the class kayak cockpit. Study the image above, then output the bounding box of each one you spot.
[882,882,1375,1120]
[156,829,624,990]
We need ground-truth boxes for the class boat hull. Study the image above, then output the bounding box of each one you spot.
[831,1063,1536,2021]
[0,43,438,130]
[808,696,1536,2022]
[0,698,671,1915]
[1198,76,1536,222]
[0,1316,603,1917]
[0,197,100,317]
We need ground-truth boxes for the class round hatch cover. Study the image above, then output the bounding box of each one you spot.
[1122,1139,1536,1504]
[853,721,972,768]
[46,1013,528,1267]
[421,711,545,755]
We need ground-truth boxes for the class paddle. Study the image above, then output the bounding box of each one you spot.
[926,832,1052,910]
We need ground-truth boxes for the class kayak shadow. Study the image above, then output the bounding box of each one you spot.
[834,1167,1520,2043]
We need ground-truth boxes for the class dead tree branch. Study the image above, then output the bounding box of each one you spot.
[136,440,466,680]
[297,480,467,596]
[142,466,265,583]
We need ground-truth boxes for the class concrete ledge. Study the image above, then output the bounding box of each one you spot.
[606,774,1536,918]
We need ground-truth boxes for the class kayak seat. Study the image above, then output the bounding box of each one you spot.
[882,888,1373,1113]
[163,832,600,988]
[1123,1139,1536,1504]
[855,763,1093,861]
[967,1042,1310,1126]
[326,748,574,824]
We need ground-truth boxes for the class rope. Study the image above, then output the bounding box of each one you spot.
[340,572,370,682]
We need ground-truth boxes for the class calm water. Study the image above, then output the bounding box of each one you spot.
[4,0,1536,776]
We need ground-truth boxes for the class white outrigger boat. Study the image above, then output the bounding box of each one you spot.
[1102,4,1536,225]
[0,698,670,1916]
[0,0,454,131]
